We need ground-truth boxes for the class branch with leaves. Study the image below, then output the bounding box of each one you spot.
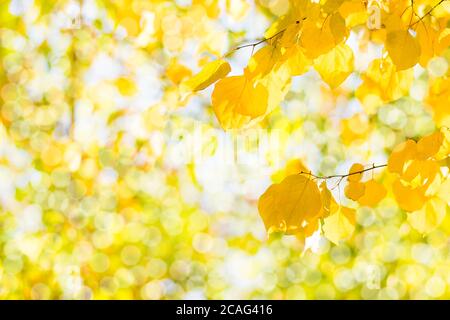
[181,0,450,244]
[299,164,387,181]
[410,0,448,27]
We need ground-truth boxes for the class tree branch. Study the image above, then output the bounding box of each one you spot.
[223,18,306,58]
[299,164,387,180]
[410,0,447,27]
[223,28,286,58]
[223,0,447,57]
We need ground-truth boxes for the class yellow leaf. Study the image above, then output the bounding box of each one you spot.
[388,139,417,175]
[417,131,444,160]
[416,22,438,67]
[402,160,440,189]
[303,219,320,237]
[348,163,364,182]
[408,197,447,233]
[345,181,366,201]
[313,43,354,89]
[339,0,367,27]
[246,46,280,80]
[437,178,450,206]
[330,12,348,43]
[436,128,450,161]
[393,179,427,212]
[183,60,231,92]
[300,20,335,59]
[258,62,292,115]
[319,181,339,217]
[264,0,319,40]
[212,75,268,129]
[258,175,322,235]
[438,28,450,53]
[282,46,311,76]
[357,180,387,207]
[322,0,345,14]
[323,206,356,244]
[426,78,450,127]
[278,23,302,48]
[385,30,421,71]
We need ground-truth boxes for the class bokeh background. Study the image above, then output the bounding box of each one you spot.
[0,0,449,299]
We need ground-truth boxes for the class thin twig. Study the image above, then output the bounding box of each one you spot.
[223,18,306,58]
[299,164,387,180]
[410,0,447,27]
[223,28,286,58]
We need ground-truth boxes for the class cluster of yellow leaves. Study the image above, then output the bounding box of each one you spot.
[183,0,357,128]
[388,129,450,233]
[345,163,387,207]
[356,0,450,112]
[183,0,449,128]
[258,160,386,245]
[178,0,450,244]
[258,128,449,244]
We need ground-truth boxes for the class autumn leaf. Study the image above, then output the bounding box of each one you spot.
[417,131,444,160]
[392,179,427,212]
[313,43,354,89]
[345,181,366,201]
[385,30,421,71]
[282,46,311,76]
[319,181,339,217]
[427,78,450,127]
[408,197,447,234]
[348,163,364,182]
[388,140,417,175]
[300,20,335,59]
[357,180,387,207]
[258,174,322,235]
[246,46,280,80]
[211,75,268,129]
[183,59,231,92]
[329,12,348,43]
[323,206,356,244]
[322,0,346,14]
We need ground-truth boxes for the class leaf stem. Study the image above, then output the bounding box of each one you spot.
[299,164,387,180]
[223,28,286,58]
[223,17,307,58]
